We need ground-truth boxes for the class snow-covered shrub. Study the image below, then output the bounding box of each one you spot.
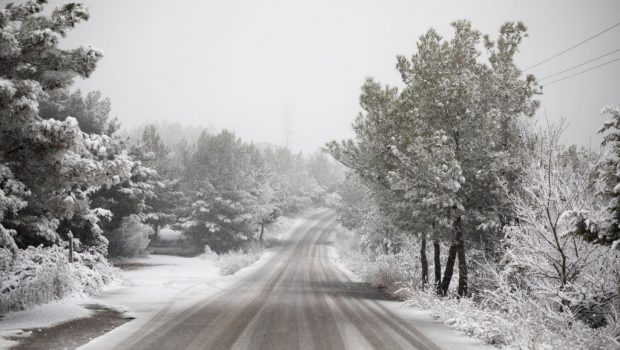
[106,214,153,257]
[335,227,421,290]
[214,241,263,276]
[0,245,117,313]
[402,284,619,349]
[357,251,416,289]
[201,244,216,258]
[403,288,511,345]
[502,123,620,327]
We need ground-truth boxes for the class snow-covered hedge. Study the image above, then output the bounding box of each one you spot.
[0,246,117,314]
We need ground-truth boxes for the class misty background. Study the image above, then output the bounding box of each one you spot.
[38,0,620,152]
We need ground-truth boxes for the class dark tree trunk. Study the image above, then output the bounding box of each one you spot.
[259,223,265,242]
[439,240,457,296]
[455,217,468,297]
[433,239,442,294]
[153,221,159,241]
[420,235,428,289]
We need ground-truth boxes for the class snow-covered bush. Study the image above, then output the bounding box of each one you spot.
[335,227,421,290]
[359,253,417,289]
[502,123,620,327]
[402,285,619,349]
[106,214,153,257]
[0,245,117,314]
[214,241,263,276]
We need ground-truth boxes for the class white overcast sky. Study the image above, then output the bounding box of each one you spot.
[22,0,620,152]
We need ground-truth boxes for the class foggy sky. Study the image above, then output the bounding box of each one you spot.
[27,0,620,152]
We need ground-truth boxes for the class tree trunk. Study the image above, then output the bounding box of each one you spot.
[259,223,265,242]
[153,221,159,241]
[455,217,468,297]
[433,239,442,294]
[420,235,428,289]
[439,240,457,296]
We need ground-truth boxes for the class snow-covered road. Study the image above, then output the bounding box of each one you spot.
[78,209,489,350]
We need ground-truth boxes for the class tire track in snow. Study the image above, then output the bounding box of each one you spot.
[117,209,334,350]
[92,209,447,350]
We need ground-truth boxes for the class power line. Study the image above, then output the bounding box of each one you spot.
[541,56,620,87]
[524,20,620,71]
[538,47,620,81]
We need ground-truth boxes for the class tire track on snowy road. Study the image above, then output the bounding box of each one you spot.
[80,208,477,350]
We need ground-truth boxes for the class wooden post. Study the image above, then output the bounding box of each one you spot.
[68,232,74,263]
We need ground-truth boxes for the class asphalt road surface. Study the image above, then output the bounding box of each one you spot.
[112,209,444,350]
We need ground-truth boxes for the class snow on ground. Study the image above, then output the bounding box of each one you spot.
[0,252,276,350]
[0,210,317,350]
[80,211,315,350]
[327,243,494,350]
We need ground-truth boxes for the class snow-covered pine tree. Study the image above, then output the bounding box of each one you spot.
[328,21,539,296]
[593,105,620,248]
[0,165,28,253]
[333,173,368,231]
[393,21,538,296]
[306,151,345,193]
[89,156,158,256]
[40,89,120,136]
[131,125,181,240]
[39,92,164,257]
[180,130,264,253]
[0,1,132,252]
[261,146,321,215]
